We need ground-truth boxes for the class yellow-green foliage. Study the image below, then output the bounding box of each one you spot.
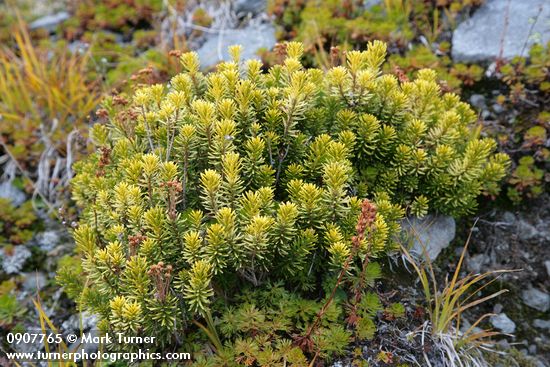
[60,42,508,354]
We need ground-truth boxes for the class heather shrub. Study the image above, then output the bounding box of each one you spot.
[59,41,508,360]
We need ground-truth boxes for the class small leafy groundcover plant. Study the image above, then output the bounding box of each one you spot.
[59,41,508,364]
[0,198,39,247]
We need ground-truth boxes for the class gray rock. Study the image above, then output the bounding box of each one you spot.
[61,312,98,333]
[29,11,70,32]
[363,0,382,9]
[0,246,31,274]
[492,103,505,114]
[533,319,550,331]
[22,271,47,292]
[401,214,456,261]
[452,0,550,62]
[0,181,26,207]
[490,313,516,334]
[234,0,267,16]
[497,338,511,350]
[502,211,516,224]
[467,253,487,273]
[469,94,486,109]
[34,230,61,252]
[63,312,100,358]
[545,260,550,277]
[459,317,484,336]
[196,22,276,69]
[522,287,550,312]
[517,219,539,241]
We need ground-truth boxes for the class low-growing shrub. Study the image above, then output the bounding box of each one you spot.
[59,41,508,361]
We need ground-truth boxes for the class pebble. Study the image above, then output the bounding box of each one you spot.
[521,287,550,312]
[401,214,456,261]
[492,103,505,114]
[501,211,516,224]
[234,0,267,16]
[490,313,516,334]
[533,319,550,331]
[29,11,70,32]
[469,94,486,109]
[467,253,487,274]
[22,271,47,292]
[517,220,539,241]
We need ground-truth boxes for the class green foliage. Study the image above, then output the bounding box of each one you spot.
[402,235,510,360]
[199,284,348,365]
[60,42,507,362]
[498,43,550,202]
[0,198,39,246]
[500,42,550,104]
[55,255,84,300]
[384,302,406,319]
[65,0,163,37]
[507,155,545,203]
[75,30,178,91]
[267,0,485,85]
[269,0,415,49]
[0,280,26,327]
[386,44,483,92]
[0,293,21,326]
[59,0,178,93]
